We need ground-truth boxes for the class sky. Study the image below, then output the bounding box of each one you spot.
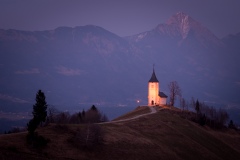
[0,0,240,38]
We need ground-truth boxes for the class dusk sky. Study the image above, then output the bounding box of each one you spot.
[0,0,240,38]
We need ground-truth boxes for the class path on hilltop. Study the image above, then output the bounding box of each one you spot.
[100,106,159,124]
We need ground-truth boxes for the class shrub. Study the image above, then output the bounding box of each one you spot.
[69,124,104,150]
[26,132,50,148]
[228,120,237,130]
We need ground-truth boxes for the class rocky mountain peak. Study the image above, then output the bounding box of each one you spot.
[167,12,192,25]
[154,12,223,47]
[166,12,198,39]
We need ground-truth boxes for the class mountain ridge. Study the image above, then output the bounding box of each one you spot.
[126,12,223,50]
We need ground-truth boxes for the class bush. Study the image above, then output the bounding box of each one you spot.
[53,124,69,133]
[47,105,109,124]
[69,124,104,150]
[198,114,206,126]
[228,120,237,130]
[27,118,39,135]
[26,132,50,148]
[6,127,26,134]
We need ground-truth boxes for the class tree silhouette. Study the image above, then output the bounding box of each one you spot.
[228,120,236,130]
[27,118,38,134]
[82,109,85,117]
[195,99,200,114]
[180,97,186,111]
[32,90,48,126]
[27,90,48,134]
[85,105,101,123]
[168,81,182,106]
[90,105,97,111]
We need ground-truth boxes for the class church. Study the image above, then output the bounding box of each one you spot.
[148,68,168,106]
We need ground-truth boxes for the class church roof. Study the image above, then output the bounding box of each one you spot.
[149,69,159,82]
[159,92,168,98]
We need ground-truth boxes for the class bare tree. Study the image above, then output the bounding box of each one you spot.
[168,81,182,106]
[69,113,82,124]
[47,106,59,123]
[56,112,70,124]
[190,97,196,111]
[217,108,229,128]
[193,100,229,129]
[101,114,109,122]
[180,97,186,111]
[85,109,101,123]
[71,124,103,149]
[84,105,103,123]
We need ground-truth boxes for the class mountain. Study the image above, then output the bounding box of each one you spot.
[0,12,239,126]
[126,12,223,50]
[0,25,135,106]
[0,107,240,159]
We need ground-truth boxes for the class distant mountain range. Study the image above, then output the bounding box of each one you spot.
[0,12,239,123]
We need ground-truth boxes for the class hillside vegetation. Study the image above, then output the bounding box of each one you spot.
[0,106,240,160]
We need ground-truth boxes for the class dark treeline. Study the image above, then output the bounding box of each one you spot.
[46,105,109,125]
[180,97,237,130]
[2,105,108,135]
[3,127,26,134]
[194,99,229,129]
[1,90,108,149]
[46,105,108,149]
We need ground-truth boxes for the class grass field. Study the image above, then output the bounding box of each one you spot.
[0,107,240,160]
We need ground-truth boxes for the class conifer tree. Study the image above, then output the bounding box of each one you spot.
[82,109,85,117]
[195,99,200,114]
[90,105,97,111]
[32,90,48,125]
[228,120,236,129]
[27,90,48,134]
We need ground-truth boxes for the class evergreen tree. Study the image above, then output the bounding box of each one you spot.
[82,109,85,117]
[90,105,97,111]
[195,99,200,114]
[32,90,48,125]
[27,90,48,134]
[228,120,236,129]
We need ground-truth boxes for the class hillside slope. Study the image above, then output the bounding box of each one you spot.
[0,107,239,160]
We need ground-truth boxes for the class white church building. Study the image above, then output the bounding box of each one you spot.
[148,68,168,106]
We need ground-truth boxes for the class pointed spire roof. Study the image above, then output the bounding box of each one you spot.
[149,66,159,82]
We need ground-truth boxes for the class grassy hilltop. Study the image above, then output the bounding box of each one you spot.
[0,106,240,160]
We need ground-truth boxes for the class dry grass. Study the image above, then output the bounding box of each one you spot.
[113,106,150,121]
[0,108,240,160]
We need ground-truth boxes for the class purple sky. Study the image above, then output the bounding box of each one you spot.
[0,0,240,38]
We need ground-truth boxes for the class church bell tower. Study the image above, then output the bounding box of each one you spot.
[148,67,159,106]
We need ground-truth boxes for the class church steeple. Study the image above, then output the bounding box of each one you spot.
[148,66,167,106]
[148,66,159,82]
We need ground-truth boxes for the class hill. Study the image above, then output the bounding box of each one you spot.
[0,106,239,160]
